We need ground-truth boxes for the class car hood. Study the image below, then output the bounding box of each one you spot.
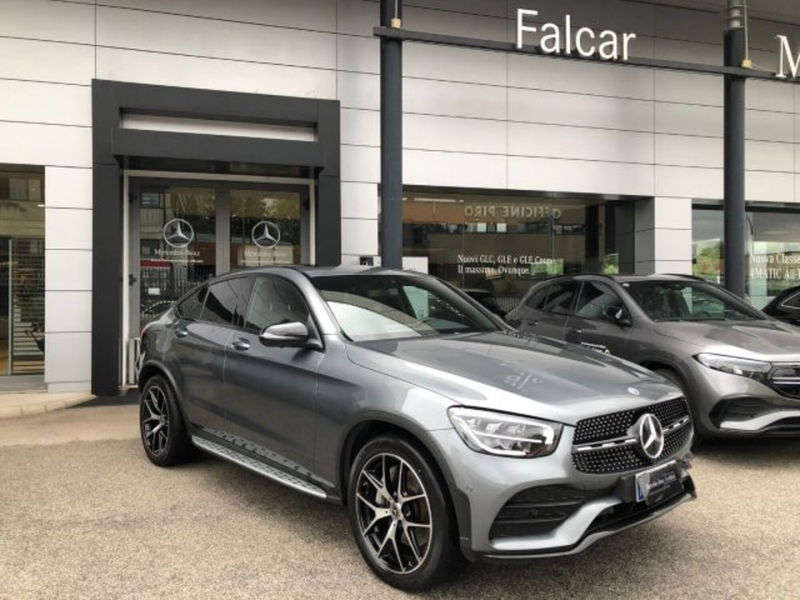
[346,332,680,426]
[653,319,800,360]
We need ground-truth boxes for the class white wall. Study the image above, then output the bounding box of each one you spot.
[1,0,799,390]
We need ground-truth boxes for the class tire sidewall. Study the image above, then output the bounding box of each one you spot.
[347,436,456,591]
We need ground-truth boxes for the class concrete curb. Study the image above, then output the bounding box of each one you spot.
[0,393,95,420]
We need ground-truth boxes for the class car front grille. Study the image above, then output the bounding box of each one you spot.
[489,485,608,540]
[572,397,692,475]
[769,365,800,398]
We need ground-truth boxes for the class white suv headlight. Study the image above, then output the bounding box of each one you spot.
[695,353,771,379]
[447,407,562,458]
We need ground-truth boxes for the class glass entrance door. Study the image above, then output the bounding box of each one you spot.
[230,187,305,269]
[132,181,217,330]
[128,177,310,336]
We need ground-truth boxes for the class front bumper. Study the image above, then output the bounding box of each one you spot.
[428,426,695,560]
[687,362,800,436]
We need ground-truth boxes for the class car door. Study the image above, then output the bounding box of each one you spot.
[223,274,323,472]
[565,280,633,357]
[522,280,577,339]
[167,282,240,432]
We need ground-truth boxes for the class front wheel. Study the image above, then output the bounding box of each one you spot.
[347,436,465,590]
[139,374,194,467]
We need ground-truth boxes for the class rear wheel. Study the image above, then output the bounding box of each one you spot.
[347,436,465,590]
[139,374,194,466]
[654,368,709,446]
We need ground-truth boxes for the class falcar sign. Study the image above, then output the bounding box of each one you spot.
[515,8,800,80]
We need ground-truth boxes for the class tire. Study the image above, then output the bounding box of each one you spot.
[654,368,710,446]
[139,374,195,467]
[347,435,465,591]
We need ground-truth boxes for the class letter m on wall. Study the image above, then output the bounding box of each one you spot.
[777,35,800,79]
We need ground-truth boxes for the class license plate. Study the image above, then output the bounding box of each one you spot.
[635,461,681,505]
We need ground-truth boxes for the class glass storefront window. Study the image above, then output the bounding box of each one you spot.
[402,189,636,311]
[0,169,45,376]
[692,203,800,309]
[230,189,302,269]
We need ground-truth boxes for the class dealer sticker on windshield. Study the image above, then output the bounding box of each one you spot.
[635,461,680,504]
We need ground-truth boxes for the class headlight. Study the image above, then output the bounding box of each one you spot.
[447,407,562,458]
[695,353,771,379]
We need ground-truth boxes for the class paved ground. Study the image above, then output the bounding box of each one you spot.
[1,405,799,600]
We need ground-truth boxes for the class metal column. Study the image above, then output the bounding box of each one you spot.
[379,0,403,269]
[723,1,747,297]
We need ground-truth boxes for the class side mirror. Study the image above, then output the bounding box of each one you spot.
[259,321,322,349]
[603,305,632,327]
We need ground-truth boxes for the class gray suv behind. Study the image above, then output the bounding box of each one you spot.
[507,274,800,438]
[138,267,695,590]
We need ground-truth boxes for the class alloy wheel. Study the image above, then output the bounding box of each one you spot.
[142,385,170,455]
[355,452,433,574]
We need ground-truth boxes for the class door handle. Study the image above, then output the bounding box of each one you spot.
[232,338,251,351]
[174,328,188,338]
[571,328,583,335]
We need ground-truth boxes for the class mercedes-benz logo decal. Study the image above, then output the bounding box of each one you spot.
[162,218,195,249]
[636,413,665,460]
[251,220,281,250]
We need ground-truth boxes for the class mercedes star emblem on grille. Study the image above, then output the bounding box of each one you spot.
[251,220,281,249]
[636,413,665,460]
[162,218,195,249]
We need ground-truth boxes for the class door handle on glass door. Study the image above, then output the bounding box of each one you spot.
[232,339,251,351]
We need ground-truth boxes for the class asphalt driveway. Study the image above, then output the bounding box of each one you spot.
[1,404,798,599]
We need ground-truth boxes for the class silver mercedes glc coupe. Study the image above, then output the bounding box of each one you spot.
[137,267,696,590]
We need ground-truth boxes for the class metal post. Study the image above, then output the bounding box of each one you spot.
[723,1,747,297]
[380,0,403,269]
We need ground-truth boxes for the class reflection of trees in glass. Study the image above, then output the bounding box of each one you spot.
[231,194,301,244]
[693,240,722,282]
[602,253,619,275]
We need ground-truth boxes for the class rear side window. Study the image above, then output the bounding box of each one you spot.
[203,277,253,327]
[176,286,206,320]
[245,277,310,332]
[542,281,578,315]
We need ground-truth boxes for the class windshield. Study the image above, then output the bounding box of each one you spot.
[311,275,501,341]
[625,280,765,322]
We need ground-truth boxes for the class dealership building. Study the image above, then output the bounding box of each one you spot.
[1,0,800,394]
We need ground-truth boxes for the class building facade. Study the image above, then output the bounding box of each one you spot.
[1,0,800,393]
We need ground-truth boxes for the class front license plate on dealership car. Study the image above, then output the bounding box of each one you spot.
[635,461,682,505]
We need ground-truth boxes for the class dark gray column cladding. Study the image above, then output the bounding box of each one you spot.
[91,80,340,395]
[379,0,404,269]
[723,28,747,298]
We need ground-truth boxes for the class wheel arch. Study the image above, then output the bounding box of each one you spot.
[137,360,188,419]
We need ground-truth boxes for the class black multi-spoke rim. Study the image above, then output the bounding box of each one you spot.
[355,453,433,574]
[142,385,169,455]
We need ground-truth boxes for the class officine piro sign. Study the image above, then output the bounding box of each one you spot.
[514,8,800,80]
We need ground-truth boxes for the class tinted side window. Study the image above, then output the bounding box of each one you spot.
[525,285,551,309]
[574,282,626,320]
[245,277,310,332]
[784,292,800,309]
[177,286,206,320]
[542,282,578,315]
[203,277,253,327]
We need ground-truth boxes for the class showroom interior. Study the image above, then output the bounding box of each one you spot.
[1,0,800,394]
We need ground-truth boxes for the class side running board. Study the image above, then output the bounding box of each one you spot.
[191,435,326,500]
